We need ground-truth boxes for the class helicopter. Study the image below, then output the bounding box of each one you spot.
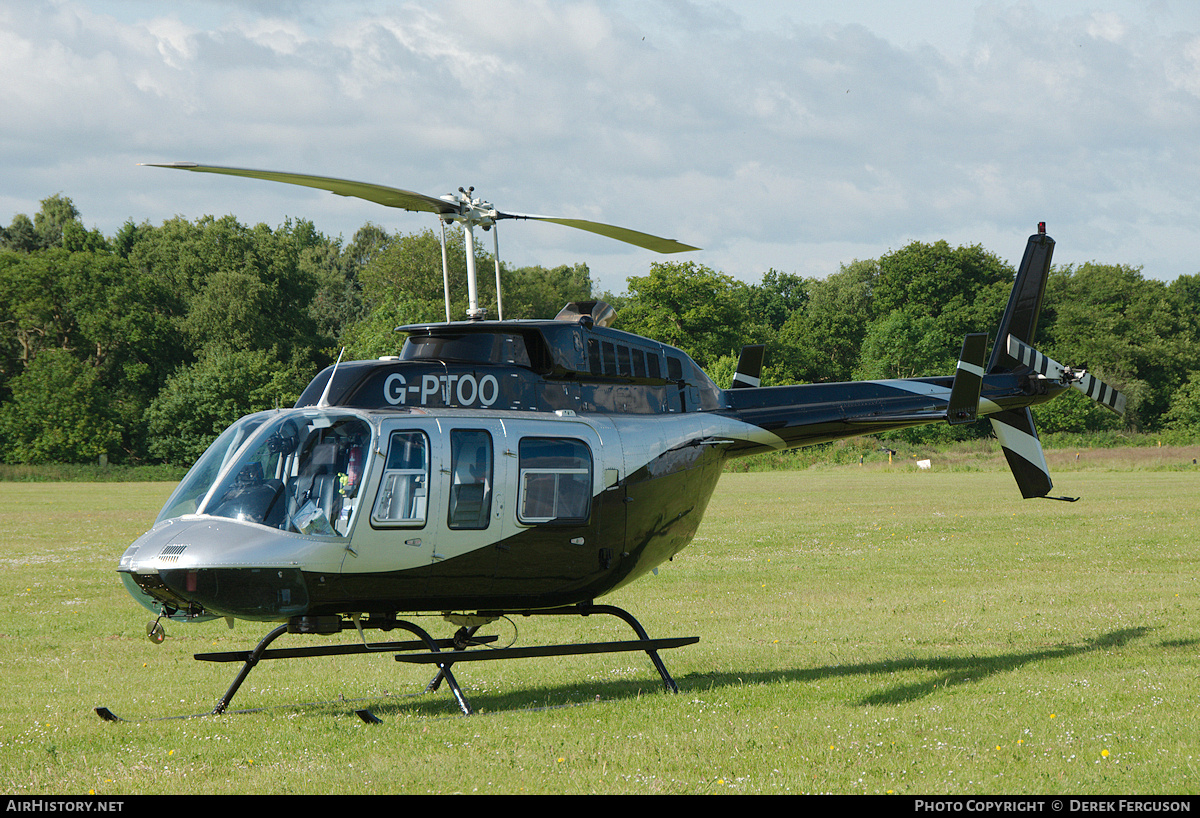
[99,163,1126,722]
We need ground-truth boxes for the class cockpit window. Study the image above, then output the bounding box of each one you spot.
[401,333,531,367]
[182,412,372,537]
[155,412,273,525]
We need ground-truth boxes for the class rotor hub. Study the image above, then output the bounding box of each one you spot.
[439,187,498,229]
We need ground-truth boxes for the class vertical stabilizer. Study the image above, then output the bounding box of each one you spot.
[947,333,988,424]
[990,408,1053,499]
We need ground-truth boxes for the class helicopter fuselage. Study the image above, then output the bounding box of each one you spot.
[117,310,1058,627]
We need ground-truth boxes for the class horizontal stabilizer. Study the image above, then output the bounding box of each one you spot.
[947,333,988,424]
[732,344,766,389]
[1006,335,1127,415]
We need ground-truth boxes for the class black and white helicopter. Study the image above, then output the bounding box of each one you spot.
[100,163,1126,722]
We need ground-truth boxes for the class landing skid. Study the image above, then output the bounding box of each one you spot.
[94,692,420,724]
[96,604,697,722]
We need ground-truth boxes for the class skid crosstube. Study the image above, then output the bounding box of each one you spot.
[403,604,698,720]
[454,603,697,695]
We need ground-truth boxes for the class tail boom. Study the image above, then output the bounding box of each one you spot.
[715,225,1116,501]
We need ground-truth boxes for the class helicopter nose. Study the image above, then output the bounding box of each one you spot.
[117,519,332,621]
[157,566,311,620]
[120,563,313,621]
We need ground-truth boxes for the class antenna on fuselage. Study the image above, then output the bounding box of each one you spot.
[317,347,345,407]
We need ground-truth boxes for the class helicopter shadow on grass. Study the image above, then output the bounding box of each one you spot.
[305,626,1162,720]
[295,681,651,721]
[330,668,707,720]
[667,626,1158,709]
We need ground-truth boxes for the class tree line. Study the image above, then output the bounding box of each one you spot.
[2,194,1197,466]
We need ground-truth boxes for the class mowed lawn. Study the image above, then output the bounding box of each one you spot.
[1,459,1198,795]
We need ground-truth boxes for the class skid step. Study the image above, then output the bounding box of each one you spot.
[196,635,497,663]
[393,637,698,664]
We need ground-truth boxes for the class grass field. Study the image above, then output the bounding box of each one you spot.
[2,450,1199,795]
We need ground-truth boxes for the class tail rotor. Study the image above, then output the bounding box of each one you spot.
[1006,335,1127,416]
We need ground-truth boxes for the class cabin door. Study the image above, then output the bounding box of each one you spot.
[490,418,615,602]
[345,417,511,605]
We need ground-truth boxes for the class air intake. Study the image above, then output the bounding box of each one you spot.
[554,300,616,328]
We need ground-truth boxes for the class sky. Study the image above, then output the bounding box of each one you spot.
[3,0,1199,297]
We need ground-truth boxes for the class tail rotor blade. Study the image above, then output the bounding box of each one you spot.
[1073,372,1127,416]
[1006,334,1064,379]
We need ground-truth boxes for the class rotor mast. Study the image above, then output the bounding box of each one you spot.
[440,187,504,321]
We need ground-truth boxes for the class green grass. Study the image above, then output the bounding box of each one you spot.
[2,458,1199,794]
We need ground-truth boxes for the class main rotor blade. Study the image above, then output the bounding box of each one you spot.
[498,213,700,254]
[141,163,456,215]
[142,162,700,253]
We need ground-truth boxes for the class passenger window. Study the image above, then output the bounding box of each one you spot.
[518,438,592,524]
[588,338,602,375]
[372,431,429,527]
[617,345,633,376]
[448,430,492,530]
[602,342,617,375]
[667,356,683,381]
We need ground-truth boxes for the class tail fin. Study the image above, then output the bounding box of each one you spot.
[988,225,1054,374]
[990,408,1056,499]
[986,225,1079,500]
[732,344,766,388]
